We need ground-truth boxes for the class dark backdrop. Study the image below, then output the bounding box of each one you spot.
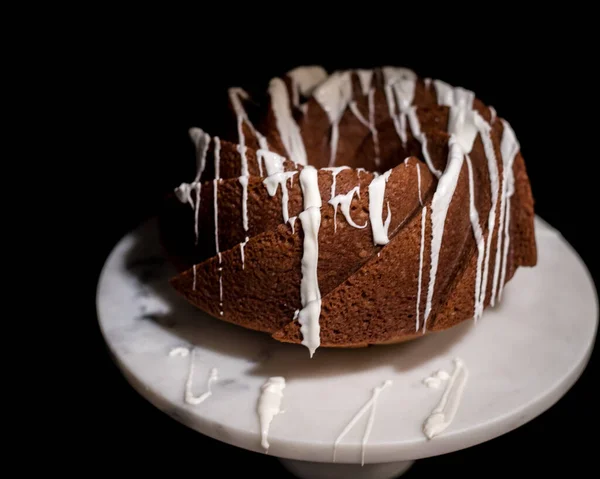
[89,37,598,476]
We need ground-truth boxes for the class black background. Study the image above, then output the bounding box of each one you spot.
[88,34,598,477]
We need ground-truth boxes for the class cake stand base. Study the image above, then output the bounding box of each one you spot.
[96,215,597,475]
[279,458,414,479]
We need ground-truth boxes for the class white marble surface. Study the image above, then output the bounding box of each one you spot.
[96,216,597,465]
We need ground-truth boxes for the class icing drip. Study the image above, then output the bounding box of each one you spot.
[299,165,322,209]
[348,92,380,167]
[465,155,486,321]
[238,174,249,232]
[189,127,211,182]
[368,169,392,245]
[329,186,367,232]
[423,369,450,389]
[322,165,350,201]
[257,149,286,176]
[257,377,286,453]
[218,252,223,316]
[423,139,464,332]
[489,106,497,124]
[423,358,468,439]
[415,207,427,332]
[268,77,308,165]
[333,380,393,466]
[287,66,327,109]
[356,69,374,95]
[419,134,443,179]
[382,68,417,147]
[313,71,354,166]
[174,128,212,244]
[473,118,500,317]
[228,87,269,150]
[416,163,423,205]
[292,309,299,320]
[263,171,298,223]
[495,120,519,303]
[433,80,475,109]
[298,207,322,358]
[288,216,297,234]
[192,264,197,291]
[214,179,220,253]
[184,348,218,406]
[240,236,249,269]
[424,77,432,89]
[214,136,221,180]
[169,347,189,357]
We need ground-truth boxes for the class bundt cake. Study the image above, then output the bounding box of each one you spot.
[158,66,537,357]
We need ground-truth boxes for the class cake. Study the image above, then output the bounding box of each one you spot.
[158,66,537,356]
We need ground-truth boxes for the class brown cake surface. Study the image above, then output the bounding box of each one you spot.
[158,66,537,356]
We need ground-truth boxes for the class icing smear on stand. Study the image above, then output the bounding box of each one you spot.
[423,358,468,439]
[333,380,393,466]
[173,347,219,406]
[257,376,286,453]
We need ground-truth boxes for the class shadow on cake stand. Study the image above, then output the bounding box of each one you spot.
[96,216,598,479]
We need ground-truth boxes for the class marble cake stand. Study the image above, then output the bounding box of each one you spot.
[96,216,598,479]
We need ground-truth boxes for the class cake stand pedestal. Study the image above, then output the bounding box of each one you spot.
[96,216,597,479]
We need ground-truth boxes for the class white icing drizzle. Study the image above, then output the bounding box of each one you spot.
[174,129,212,244]
[240,236,249,269]
[299,165,322,209]
[287,65,328,109]
[257,149,286,176]
[333,380,393,466]
[288,216,297,234]
[329,186,367,232]
[257,377,286,453]
[416,163,423,205]
[368,169,393,245]
[218,252,223,316]
[189,127,211,182]
[292,309,299,320]
[423,358,468,439]
[415,206,427,332]
[424,77,432,89]
[322,165,350,201]
[356,69,374,95]
[465,155,486,321]
[263,171,298,223]
[423,139,464,332]
[489,106,497,124]
[213,179,220,253]
[382,68,417,147]
[238,174,249,232]
[169,346,189,357]
[298,206,322,358]
[268,77,308,165]
[423,369,450,389]
[313,71,354,166]
[419,134,443,179]
[349,92,380,167]
[495,120,519,303]
[228,87,269,150]
[192,264,197,291]
[474,118,500,318]
[184,348,218,406]
[433,80,475,109]
[214,136,221,180]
